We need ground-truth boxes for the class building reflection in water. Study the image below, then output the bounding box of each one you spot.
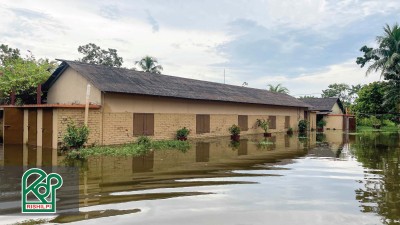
[196,142,210,162]
[132,151,154,173]
[238,139,248,156]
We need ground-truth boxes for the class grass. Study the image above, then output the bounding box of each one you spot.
[258,140,274,146]
[67,138,191,159]
[357,125,400,132]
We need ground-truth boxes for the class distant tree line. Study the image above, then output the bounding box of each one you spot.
[77,43,163,74]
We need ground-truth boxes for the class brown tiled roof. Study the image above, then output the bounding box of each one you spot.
[300,97,344,112]
[43,60,310,108]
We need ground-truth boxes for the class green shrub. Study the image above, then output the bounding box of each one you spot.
[317,120,327,128]
[228,124,241,135]
[136,136,151,147]
[298,120,309,133]
[63,121,89,149]
[256,119,270,133]
[382,119,396,127]
[358,116,382,127]
[176,127,190,138]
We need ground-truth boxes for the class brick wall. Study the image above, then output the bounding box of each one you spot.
[102,112,134,145]
[245,115,269,134]
[56,110,303,147]
[56,108,101,147]
[209,114,238,136]
[154,113,195,139]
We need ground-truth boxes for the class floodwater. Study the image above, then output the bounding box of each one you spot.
[1,131,400,225]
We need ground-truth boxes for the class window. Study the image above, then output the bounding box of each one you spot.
[133,113,154,136]
[285,116,290,129]
[196,114,210,134]
[269,116,276,129]
[238,115,248,131]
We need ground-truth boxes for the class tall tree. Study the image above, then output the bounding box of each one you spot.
[78,43,123,67]
[0,44,20,65]
[321,83,361,109]
[357,24,400,77]
[135,56,163,74]
[267,83,289,94]
[352,82,393,115]
[356,23,400,112]
[0,47,57,104]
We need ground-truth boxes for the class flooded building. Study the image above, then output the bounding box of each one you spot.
[301,97,356,131]
[2,60,310,148]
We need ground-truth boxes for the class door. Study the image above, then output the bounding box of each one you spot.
[42,109,53,148]
[349,117,356,132]
[28,109,37,146]
[4,108,24,145]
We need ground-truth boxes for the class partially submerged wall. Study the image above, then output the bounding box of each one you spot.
[324,115,343,130]
[55,108,102,146]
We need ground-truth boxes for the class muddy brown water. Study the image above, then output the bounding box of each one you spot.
[1,131,400,225]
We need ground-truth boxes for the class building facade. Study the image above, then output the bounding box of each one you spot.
[1,60,310,148]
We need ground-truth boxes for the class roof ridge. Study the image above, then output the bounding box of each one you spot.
[45,59,310,108]
[60,59,295,97]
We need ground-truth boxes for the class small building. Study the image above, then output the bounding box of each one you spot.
[300,97,355,131]
[2,60,310,148]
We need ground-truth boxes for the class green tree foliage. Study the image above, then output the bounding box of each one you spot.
[267,83,289,94]
[135,56,163,74]
[0,47,57,104]
[352,82,393,114]
[0,44,20,65]
[78,43,124,67]
[356,23,400,112]
[321,83,361,108]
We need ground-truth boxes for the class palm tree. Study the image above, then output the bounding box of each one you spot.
[135,56,163,74]
[267,83,289,94]
[366,23,400,77]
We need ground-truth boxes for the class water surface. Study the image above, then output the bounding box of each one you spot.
[1,131,399,225]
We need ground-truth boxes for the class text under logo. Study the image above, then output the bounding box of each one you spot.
[21,168,63,213]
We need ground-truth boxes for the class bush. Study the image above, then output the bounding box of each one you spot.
[256,119,270,133]
[298,120,309,133]
[382,119,396,127]
[228,124,241,135]
[63,121,89,149]
[317,120,327,128]
[358,116,382,127]
[176,127,190,138]
[136,136,152,147]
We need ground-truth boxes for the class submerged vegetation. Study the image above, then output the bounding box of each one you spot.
[67,137,191,159]
[63,121,89,149]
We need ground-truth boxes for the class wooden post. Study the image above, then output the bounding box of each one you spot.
[36,84,42,104]
[84,84,91,126]
[10,90,16,105]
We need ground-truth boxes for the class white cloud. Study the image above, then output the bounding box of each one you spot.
[237,60,381,97]
[0,0,396,97]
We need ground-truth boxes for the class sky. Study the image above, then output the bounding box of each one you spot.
[1,0,399,97]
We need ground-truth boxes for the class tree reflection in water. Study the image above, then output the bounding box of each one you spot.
[351,132,400,225]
